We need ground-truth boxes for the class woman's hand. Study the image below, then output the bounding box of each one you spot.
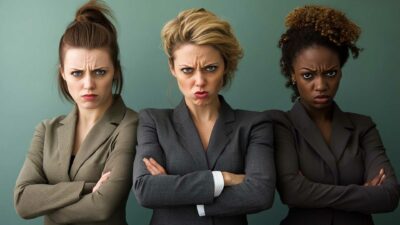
[143,158,166,175]
[222,172,245,186]
[364,168,386,186]
[92,171,111,192]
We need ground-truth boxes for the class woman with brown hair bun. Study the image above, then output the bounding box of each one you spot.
[14,1,137,224]
[269,5,399,225]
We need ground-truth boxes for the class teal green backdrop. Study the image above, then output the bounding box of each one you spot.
[1,0,399,224]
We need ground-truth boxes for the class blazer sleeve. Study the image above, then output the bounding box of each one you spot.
[133,109,216,208]
[46,115,137,224]
[274,113,399,214]
[14,122,86,219]
[203,115,275,216]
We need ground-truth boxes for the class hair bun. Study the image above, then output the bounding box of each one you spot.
[74,0,115,31]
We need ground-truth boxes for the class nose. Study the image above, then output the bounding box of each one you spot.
[194,71,206,87]
[314,75,327,92]
[83,73,95,90]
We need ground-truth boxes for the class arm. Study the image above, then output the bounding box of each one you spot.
[14,122,86,219]
[203,116,276,216]
[133,110,215,208]
[275,116,399,214]
[47,116,137,223]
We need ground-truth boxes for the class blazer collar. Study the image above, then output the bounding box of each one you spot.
[173,95,235,170]
[288,100,353,181]
[57,96,127,180]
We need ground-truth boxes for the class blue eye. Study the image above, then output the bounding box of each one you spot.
[326,70,337,77]
[181,67,193,74]
[71,71,82,77]
[302,72,313,79]
[95,69,107,76]
[204,65,217,72]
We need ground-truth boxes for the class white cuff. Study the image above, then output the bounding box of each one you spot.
[212,171,224,197]
[196,204,205,216]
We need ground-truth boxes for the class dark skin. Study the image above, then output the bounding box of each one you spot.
[291,45,385,186]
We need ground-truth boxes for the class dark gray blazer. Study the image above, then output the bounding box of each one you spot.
[15,97,138,225]
[268,101,399,225]
[133,96,275,225]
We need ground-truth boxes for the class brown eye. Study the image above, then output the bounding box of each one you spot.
[302,72,313,79]
[326,70,337,77]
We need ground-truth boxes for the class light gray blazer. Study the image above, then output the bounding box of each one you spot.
[14,97,138,225]
[268,101,399,225]
[133,96,275,225]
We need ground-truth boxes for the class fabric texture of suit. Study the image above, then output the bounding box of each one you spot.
[133,96,275,225]
[267,100,399,225]
[14,96,138,225]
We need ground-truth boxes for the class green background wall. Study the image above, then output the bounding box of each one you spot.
[1,0,399,224]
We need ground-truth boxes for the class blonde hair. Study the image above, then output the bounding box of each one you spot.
[161,8,243,88]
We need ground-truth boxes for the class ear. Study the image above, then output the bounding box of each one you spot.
[168,60,176,77]
[59,65,66,80]
[291,74,296,83]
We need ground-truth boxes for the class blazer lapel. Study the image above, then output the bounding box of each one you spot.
[288,101,339,181]
[330,103,354,161]
[57,107,78,181]
[206,97,234,169]
[173,99,209,170]
[69,97,126,179]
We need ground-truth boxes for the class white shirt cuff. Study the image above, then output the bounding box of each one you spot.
[196,204,205,216]
[212,171,224,197]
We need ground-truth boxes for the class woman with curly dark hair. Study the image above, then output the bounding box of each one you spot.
[268,5,399,225]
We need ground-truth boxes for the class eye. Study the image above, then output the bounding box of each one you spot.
[181,67,193,74]
[302,72,313,80]
[204,65,218,72]
[71,71,82,77]
[94,69,107,76]
[326,70,337,77]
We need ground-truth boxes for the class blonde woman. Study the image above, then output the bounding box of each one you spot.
[133,8,275,225]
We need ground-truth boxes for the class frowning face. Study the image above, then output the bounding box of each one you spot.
[292,45,342,112]
[61,48,115,112]
[170,44,225,108]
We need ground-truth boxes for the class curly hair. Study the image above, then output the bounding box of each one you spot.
[278,5,362,101]
[161,8,243,88]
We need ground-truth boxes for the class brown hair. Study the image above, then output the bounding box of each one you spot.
[58,0,122,102]
[161,8,243,88]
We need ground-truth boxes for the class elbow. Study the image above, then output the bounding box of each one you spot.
[133,177,155,208]
[95,206,115,222]
[256,190,275,211]
[15,203,35,220]
[14,193,35,219]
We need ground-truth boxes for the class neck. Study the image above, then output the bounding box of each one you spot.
[77,98,113,127]
[301,100,333,123]
[186,98,221,123]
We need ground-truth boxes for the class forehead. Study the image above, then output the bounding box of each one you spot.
[294,45,340,67]
[173,44,223,64]
[63,48,112,66]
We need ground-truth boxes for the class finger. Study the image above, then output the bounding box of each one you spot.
[378,174,386,186]
[149,158,166,174]
[144,160,160,175]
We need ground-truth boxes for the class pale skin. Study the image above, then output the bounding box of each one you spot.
[61,47,116,192]
[143,44,244,186]
[292,45,385,186]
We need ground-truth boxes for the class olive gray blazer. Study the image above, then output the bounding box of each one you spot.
[133,96,275,225]
[14,97,138,225]
[268,101,399,225]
